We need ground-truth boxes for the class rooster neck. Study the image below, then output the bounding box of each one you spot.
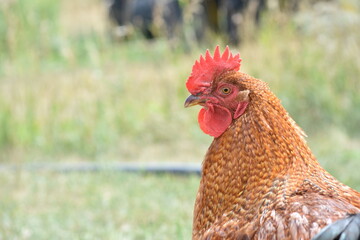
[204,90,318,190]
[193,90,322,236]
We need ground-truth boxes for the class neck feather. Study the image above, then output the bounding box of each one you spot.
[193,89,320,235]
[206,89,316,184]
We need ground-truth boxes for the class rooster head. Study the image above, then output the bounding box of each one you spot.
[184,46,251,138]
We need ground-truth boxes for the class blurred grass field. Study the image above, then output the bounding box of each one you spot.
[0,0,360,239]
[0,171,198,239]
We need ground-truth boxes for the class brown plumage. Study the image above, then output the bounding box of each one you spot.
[185,46,360,240]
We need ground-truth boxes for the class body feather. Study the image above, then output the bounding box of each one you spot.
[185,47,360,240]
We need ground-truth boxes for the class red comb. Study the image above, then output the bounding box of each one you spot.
[186,46,241,94]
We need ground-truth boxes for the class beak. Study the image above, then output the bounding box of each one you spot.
[184,94,206,108]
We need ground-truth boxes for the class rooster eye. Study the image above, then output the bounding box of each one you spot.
[221,87,231,95]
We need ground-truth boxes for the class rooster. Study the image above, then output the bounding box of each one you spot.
[184,46,360,240]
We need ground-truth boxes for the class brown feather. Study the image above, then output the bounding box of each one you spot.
[192,72,360,240]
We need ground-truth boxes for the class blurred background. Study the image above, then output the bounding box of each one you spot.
[0,0,359,239]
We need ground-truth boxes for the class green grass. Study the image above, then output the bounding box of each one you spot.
[0,171,199,240]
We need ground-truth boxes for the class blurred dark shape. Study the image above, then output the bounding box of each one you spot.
[106,0,266,45]
[106,0,334,46]
[223,0,248,45]
[203,0,220,32]
[223,0,266,45]
[128,0,156,39]
[193,0,266,45]
[192,0,220,42]
[108,0,183,40]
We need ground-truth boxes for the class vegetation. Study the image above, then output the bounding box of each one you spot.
[0,0,359,163]
[0,171,199,239]
[0,0,359,239]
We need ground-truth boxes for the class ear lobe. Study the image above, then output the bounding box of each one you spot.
[234,102,249,119]
[234,90,250,119]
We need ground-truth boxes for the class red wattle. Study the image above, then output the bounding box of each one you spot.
[198,105,232,138]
